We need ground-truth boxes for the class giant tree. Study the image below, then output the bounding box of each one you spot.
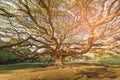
[0,0,120,65]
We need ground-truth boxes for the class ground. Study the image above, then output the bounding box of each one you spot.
[0,63,120,80]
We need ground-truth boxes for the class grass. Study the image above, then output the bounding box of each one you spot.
[0,63,47,70]
[0,63,120,80]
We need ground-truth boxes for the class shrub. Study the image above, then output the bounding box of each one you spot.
[63,56,73,63]
[93,50,120,64]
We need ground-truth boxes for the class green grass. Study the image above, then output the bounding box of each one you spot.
[0,63,120,80]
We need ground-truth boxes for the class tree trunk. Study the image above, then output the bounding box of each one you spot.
[54,56,63,66]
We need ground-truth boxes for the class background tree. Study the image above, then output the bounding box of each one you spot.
[0,0,120,65]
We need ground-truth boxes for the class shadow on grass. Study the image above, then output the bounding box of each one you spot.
[75,67,118,80]
[0,62,119,70]
[0,64,51,70]
[0,63,53,74]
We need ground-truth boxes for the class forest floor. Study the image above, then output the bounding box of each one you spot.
[0,63,120,80]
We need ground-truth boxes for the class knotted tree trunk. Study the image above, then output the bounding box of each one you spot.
[54,56,63,66]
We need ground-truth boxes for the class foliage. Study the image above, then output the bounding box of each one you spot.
[93,51,120,64]
[0,48,18,60]
[27,56,73,63]
[28,55,54,63]
[63,56,73,63]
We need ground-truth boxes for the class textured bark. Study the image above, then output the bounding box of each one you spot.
[54,56,63,66]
